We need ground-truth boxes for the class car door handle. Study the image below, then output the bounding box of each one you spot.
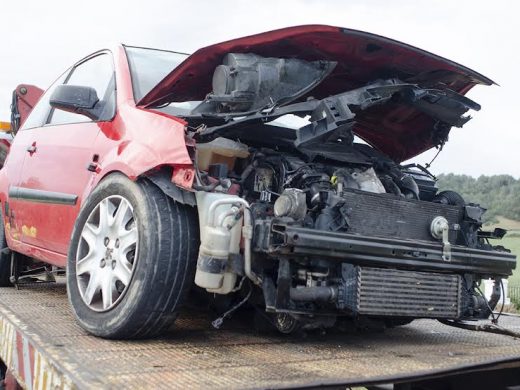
[26,142,37,154]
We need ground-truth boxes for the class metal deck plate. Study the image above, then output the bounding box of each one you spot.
[1,282,520,389]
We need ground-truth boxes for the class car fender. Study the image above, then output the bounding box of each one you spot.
[80,105,195,206]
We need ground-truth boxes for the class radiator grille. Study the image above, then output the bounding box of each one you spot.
[342,190,462,242]
[350,267,462,319]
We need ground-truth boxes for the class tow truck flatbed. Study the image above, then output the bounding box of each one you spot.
[1,282,520,389]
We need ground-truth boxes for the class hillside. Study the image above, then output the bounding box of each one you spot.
[436,174,520,288]
[436,174,520,223]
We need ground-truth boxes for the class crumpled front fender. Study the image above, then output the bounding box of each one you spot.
[83,104,194,203]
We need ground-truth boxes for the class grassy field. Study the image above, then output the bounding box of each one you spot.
[486,216,520,285]
[485,216,520,233]
[496,236,520,285]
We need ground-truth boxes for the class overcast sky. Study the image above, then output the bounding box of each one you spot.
[1,0,518,177]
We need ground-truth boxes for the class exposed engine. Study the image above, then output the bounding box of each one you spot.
[241,150,420,232]
[190,136,511,333]
[181,53,516,334]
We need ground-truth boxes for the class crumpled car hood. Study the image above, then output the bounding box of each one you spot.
[137,25,494,162]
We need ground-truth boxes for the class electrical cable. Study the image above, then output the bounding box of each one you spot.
[211,280,252,329]
[495,279,506,323]
[475,282,497,324]
[440,279,519,338]
[440,319,520,339]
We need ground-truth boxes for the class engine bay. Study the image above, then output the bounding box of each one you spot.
[172,53,516,333]
[187,132,514,332]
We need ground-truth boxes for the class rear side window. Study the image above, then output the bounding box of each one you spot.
[49,53,116,125]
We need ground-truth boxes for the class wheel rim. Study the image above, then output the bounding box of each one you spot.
[275,313,299,334]
[76,195,138,312]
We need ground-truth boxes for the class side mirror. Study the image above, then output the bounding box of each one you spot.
[50,85,101,120]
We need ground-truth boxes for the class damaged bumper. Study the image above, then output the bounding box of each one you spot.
[256,221,516,277]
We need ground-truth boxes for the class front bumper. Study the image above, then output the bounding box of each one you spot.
[256,221,516,277]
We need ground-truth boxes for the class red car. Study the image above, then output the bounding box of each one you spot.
[0,25,515,339]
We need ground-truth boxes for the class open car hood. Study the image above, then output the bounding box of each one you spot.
[137,25,494,162]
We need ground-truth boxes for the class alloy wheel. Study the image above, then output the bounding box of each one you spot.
[76,195,138,311]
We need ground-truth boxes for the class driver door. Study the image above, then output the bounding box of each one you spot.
[13,53,116,257]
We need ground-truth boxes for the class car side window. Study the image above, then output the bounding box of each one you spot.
[20,71,69,130]
[48,53,116,126]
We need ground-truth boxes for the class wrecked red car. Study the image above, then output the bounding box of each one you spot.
[0,25,515,338]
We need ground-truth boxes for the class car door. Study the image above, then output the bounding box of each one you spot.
[4,71,69,246]
[13,53,116,256]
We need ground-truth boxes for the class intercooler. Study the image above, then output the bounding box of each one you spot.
[341,266,462,319]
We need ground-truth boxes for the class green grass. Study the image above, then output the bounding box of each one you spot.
[485,216,520,285]
[485,216,520,231]
[482,219,520,309]
[491,236,520,285]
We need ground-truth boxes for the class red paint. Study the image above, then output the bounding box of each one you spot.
[15,331,24,384]
[138,25,492,161]
[139,25,493,107]
[28,343,35,386]
[13,85,44,128]
[0,45,193,266]
[14,123,99,254]
[172,166,195,189]
[0,26,492,266]
[2,369,22,390]
[0,139,11,150]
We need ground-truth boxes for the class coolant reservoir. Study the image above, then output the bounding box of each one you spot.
[195,192,243,294]
[196,137,249,171]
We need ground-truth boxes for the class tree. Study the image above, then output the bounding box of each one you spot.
[436,174,520,222]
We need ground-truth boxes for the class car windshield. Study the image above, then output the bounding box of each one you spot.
[125,46,188,102]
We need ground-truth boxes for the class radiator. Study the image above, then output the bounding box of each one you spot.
[341,189,462,243]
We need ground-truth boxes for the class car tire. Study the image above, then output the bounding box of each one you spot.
[433,190,466,206]
[67,173,198,339]
[0,209,12,287]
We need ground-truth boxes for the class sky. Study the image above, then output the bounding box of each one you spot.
[1,0,518,178]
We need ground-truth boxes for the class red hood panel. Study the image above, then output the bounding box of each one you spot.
[138,25,493,161]
[138,25,493,107]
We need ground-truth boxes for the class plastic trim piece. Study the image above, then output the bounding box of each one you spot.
[8,186,78,206]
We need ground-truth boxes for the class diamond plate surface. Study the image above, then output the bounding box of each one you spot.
[1,282,520,389]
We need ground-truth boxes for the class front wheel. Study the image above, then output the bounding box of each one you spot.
[67,174,198,339]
